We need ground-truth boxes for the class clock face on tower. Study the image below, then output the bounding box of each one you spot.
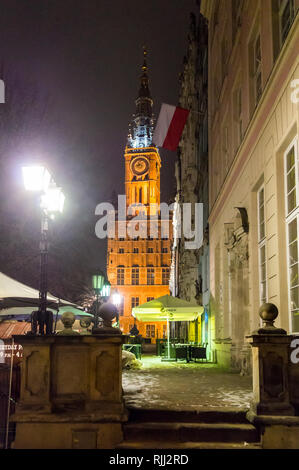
[131,157,149,176]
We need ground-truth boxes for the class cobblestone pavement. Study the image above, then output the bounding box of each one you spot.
[122,355,252,410]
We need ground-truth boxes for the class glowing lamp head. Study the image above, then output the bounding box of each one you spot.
[41,186,65,214]
[22,166,51,192]
[112,293,121,307]
[100,281,111,298]
[92,272,105,292]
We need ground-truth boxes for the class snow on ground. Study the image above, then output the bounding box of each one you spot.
[122,355,252,410]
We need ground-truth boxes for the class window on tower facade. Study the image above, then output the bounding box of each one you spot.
[133,247,139,253]
[132,267,139,285]
[147,268,155,285]
[284,137,299,332]
[131,297,139,309]
[146,324,156,338]
[117,267,125,285]
[162,268,170,285]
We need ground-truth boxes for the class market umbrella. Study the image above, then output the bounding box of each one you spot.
[132,295,204,359]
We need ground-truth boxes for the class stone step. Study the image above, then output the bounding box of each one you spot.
[123,422,259,443]
[127,407,249,424]
[117,440,262,449]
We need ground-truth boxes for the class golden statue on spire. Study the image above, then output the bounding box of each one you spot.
[142,45,148,73]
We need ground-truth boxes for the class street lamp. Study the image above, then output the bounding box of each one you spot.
[100,280,111,299]
[112,290,122,328]
[92,271,105,293]
[112,292,121,308]
[22,165,65,335]
[41,186,65,214]
[92,271,110,329]
[22,166,51,192]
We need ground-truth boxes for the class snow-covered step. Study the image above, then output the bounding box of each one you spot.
[123,421,259,443]
[127,407,249,424]
[117,440,262,449]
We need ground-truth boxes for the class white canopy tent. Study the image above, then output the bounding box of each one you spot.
[133,295,204,359]
[0,306,92,318]
[0,272,83,311]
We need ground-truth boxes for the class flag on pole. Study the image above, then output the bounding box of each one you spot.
[153,103,189,151]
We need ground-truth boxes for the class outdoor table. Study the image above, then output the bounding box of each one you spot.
[122,344,142,359]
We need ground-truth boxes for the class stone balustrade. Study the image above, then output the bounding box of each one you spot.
[10,334,127,449]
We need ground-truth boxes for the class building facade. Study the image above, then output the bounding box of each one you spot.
[107,51,172,341]
[200,0,299,372]
[170,13,210,350]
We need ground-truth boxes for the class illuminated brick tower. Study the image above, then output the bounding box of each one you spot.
[107,50,172,341]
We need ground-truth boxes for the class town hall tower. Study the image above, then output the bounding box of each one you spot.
[107,50,172,340]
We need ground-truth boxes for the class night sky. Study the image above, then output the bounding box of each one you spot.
[0,0,197,297]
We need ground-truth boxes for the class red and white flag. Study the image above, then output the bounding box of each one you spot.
[153,103,189,151]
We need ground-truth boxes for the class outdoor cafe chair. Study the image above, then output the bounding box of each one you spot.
[191,346,207,362]
[175,346,189,363]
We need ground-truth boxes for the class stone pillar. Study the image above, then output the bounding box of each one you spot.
[246,303,294,416]
[11,334,127,449]
[246,304,299,449]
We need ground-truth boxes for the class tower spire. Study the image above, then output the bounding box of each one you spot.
[138,46,150,97]
[136,45,152,114]
[127,47,154,149]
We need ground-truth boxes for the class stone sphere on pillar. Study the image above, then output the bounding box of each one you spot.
[99,302,118,323]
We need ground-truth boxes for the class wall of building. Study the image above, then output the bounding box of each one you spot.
[201,0,299,372]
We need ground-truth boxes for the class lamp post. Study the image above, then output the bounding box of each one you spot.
[92,271,104,328]
[22,166,65,335]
